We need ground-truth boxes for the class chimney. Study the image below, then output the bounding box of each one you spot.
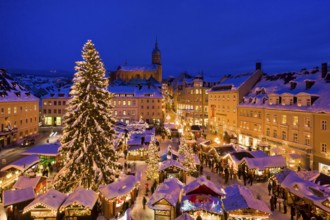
[256,62,262,71]
[322,62,328,78]
[305,80,315,90]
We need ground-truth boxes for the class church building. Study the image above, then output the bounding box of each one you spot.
[110,40,162,83]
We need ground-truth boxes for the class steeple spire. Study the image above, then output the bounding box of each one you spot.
[155,36,159,50]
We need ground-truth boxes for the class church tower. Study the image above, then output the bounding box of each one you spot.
[152,38,161,65]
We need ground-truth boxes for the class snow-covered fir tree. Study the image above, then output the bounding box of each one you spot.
[146,137,160,180]
[54,40,118,192]
[178,138,197,174]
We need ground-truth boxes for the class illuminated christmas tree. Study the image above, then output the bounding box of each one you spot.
[54,40,118,192]
[178,138,197,174]
[146,137,160,180]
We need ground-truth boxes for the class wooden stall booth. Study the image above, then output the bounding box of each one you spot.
[148,178,184,220]
[23,189,66,220]
[60,188,98,220]
[99,174,140,219]
[159,159,188,183]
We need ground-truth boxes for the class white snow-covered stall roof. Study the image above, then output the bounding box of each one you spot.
[21,143,60,157]
[223,184,271,214]
[281,172,330,213]
[99,174,140,200]
[175,213,194,220]
[1,155,40,172]
[23,190,66,214]
[13,176,45,190]
[60,188,98,211]
[273,169,293,184]
[240,155,286,170]
[148,178,184,209]
[183,175,226,197]
[3,187,35,207]
[180,194,223,214]
[249,150,268,158]
[159,159,187,171]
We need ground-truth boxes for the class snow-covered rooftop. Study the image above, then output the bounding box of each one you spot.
[60,188,98,211]
[240,68,330,113]
[99,174,140,200]
[0,71,39,102]
[23,190,66,213]
[281,172,330,213]
[240,155,286,170]
[180,194,223,215]
[159,159,187,171]
[108,85,162,98]
[183,175,226,197]
[178,154,200,166]
[223,184,271,214]
[1,155,40,172]
[148,178,184,209]
[13,176,44,190]
[118,64,158,72]
[209,72,254,92]
[3,187,35,206]
[22,143,61,157]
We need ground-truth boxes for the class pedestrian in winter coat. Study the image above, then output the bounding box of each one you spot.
[268,181,272,195]
[270,197,274,211]
[238,169,241,180]
[143,197,147,209]
[283,199,287,214]
[291,206,296,220]
[274,195,277,209]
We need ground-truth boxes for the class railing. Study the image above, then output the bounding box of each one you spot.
[0,127,18,136]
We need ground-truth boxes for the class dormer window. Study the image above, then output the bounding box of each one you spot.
[305,80,315,90]
[290,82,297,90]
[307,99,311,106]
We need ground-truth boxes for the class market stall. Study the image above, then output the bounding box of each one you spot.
[3,187,35,220]
[223,184,271,220]
[181,176,226,220]
[159,159,188,183]
[60,188,98,220]
[239,155,286,181]
[99,174,140,219]
[148,178,184,220]
[13,176,47,195]
[281,171,330,220]
[23,189,66,220]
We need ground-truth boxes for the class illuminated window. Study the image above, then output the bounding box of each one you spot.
[305,117,311,128]
[282,115,287,124]
[14,107,17,114]
[293,116,298,126]
[282,131,287,140]
[305,135,310,146]
[8,107,11,114]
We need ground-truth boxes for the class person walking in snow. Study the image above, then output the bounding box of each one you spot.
[283,198,287,214]
[268,181,272,195]
[270,196,274,211]
[143,197,147,209]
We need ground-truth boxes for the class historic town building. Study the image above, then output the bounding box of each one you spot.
[109,40,162,83]
[0,69,39,148]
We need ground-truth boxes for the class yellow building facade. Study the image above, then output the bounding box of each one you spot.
[0,70,39,147]
[42,96,70,126]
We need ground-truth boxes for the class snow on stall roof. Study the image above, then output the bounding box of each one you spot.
[148,178,184,208]
[249,150,268,158]
[174,213,195,220]
[240,68,330,113]
[1,155,40,172]
[159,159,188,171]
[178,154,200,165]
[60,188,98,211]
[240,155,286,170]
[223,184,271,214]
[0,71,39,102]
[183,175,226,196]
[13,176,44,190]
[273,169,293,184]
[21,143,60,157]
[3,187,35,207]
[23,190,66,213]
[281,171,330,213]
[99,174,140,200]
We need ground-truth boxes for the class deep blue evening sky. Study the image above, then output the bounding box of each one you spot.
[1,0,330,78]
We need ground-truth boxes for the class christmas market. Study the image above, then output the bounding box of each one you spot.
[159,159,188,183]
